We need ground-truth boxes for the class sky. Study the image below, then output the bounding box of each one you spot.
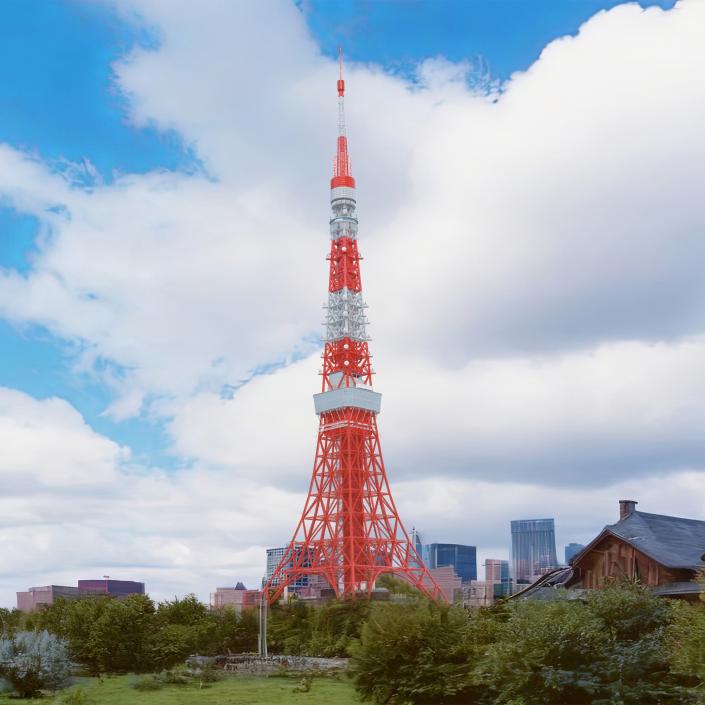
[0,0,700,606]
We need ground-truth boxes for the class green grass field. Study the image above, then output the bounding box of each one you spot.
[0,673,359,704]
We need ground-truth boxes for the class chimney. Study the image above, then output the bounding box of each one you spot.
[619,500,638,521]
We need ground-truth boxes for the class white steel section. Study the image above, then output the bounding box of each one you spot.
[325,287,369,341]
[330,217,358,240]
[338,95,346,136]
[330,186,356,202]
[313,386,382,415]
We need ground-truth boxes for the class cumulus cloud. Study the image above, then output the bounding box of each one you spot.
[1,0,705,600]
[4,385,705,605]
[2,2,705,400]
[0,387,304,604]
[171,335,705,486]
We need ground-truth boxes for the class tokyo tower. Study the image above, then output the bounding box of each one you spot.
[265,53,443,603]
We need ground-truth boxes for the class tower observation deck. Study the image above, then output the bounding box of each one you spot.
[265,52,443,603]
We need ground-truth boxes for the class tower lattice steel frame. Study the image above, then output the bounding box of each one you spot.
[265,53,443,603]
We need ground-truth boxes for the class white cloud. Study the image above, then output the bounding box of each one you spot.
[0,387,303,605]
[1,1,704,401]
[171,335,705,487]
[0,387,124,487]
[4,384,705,607]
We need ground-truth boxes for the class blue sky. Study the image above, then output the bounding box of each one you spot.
[0,0,675,465]
[305,0,674,80]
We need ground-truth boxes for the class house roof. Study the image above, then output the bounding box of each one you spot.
[574,510,705,570]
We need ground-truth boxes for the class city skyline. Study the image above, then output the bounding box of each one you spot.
[1,0,703,607]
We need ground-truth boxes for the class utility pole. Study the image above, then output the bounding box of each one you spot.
[258,587,268,657]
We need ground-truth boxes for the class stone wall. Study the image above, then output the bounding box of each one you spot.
[214,653,348,676]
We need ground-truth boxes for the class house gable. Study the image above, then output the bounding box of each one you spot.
[567,531,694,590]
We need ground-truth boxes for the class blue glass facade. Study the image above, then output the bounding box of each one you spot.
[426,543,477,582]
[265,546,309,589]
[510,518,558,584]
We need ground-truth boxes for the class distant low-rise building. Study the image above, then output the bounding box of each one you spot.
[424,565,462,602]
[462,580,492,608]
[210,582,260,612]
[78,579,144,598]
[17,578,145,612]
[485,558,513,598]
[16,585,80,612]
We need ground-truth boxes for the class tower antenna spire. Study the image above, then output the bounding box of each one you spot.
[338,46,344,96]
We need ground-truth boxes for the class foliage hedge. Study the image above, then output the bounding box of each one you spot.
[3,580,705,705]
[350,582,705,705]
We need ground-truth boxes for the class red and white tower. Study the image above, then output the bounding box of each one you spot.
[265,53,443,603]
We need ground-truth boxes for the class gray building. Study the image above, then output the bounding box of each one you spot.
[511,518,559,584]
[564,542,585,564]
[426,543,477,583]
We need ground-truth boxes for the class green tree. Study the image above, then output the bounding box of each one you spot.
[350,601,495,705]
[268,599,313,655]
[585,582,692,704]
[308,599,372,657]
[216,607,258,653]
[478,597,608,705]
[34,597,109,674]
[666,572,705,691]
[90,594,157,672]
[478,584,696,705]
[0,608,25,636]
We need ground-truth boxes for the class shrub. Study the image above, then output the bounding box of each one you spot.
[196,664,222,684]
[54,687,96,705]
[0,630,71,697]
[130,674,163,691]
[479,584,696,705]
[350,584,698,705]
[350,601,496,705]
[156,667,191,685]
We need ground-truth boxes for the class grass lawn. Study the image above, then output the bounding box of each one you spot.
[0,674,359,704]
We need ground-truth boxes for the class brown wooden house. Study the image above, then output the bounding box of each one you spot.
[562,500,705,600]
[516,500,705,601]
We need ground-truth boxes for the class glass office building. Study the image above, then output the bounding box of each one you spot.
[564,542,585,564]
[510,518,558,584]
[426,543,477,582]
[265,546,309,589]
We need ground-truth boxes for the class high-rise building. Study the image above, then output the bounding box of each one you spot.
[410,527,424,560]
[564,542,585,564]
[510,518,558,584]
[426,543,477,583]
